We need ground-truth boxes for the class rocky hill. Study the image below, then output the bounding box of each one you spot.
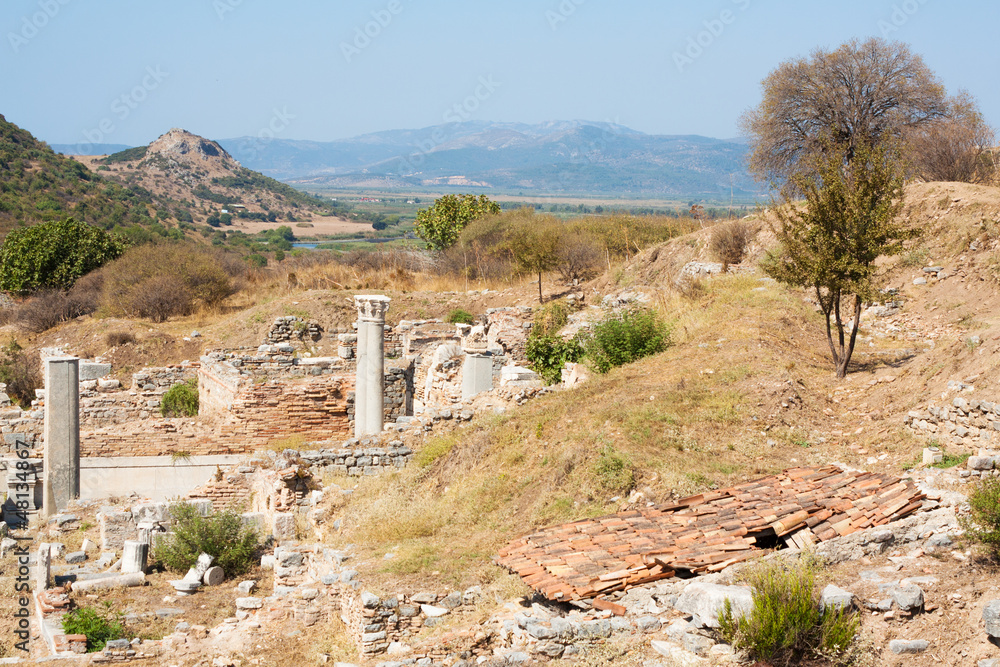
[0,113,157,242]
[74,128,367,234]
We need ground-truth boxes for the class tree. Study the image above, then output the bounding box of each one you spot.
[741,38,947,189]
[504,211,562,303]
[0,217,126,294]
[414,194,500,250]
[907,90,997,184]
[762,141,914,378]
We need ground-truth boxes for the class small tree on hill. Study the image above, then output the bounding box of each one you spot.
[763,141,914,378]
[0,217,126,294]
[415,194,500,251]
[504,211,562,303]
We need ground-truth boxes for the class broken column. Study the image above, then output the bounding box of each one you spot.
[354,295,391,437]
[462,354,493,399]
[121,540,148,574]
[36,543,51,591]
[42,357,80,516]
[460,324,493,399]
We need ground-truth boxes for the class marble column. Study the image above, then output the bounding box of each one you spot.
[353,295,390,437]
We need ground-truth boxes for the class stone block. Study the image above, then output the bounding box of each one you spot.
[272,513,296,539]
[421,604,449,618]
[983,599,1000,637]
[577,619,612,639]
[969,455,996,471]
[79,363,112,381]
[676,582,754,628]
[132,503,169,523]
[889,585,923,611]
[889,639,928,654]
[821,584,854,612]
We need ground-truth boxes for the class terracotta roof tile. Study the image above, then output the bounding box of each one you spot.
[497,466,925,601]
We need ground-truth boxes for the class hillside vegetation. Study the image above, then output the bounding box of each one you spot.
[0,114,159,242]
[319,180,1000,591]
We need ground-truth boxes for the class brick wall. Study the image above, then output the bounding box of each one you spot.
[82,374,356,457]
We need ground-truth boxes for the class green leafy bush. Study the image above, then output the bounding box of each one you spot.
[0,217,126,294]
[154,502,261,575]
[960,476,1000,556]
[581,307,672,373]
[62,604,125,652]
[718,557,859,665]
[525,334,584,385]
[161,379,199,417]
[446,308,474,325]
[524,301,584,384]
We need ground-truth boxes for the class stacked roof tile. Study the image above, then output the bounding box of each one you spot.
[497,466,925,601]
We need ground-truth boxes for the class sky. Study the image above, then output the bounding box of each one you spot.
[2,0,999,150]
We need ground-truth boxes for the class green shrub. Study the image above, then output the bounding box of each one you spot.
[0,217,126,294]
[62,604,125,652]
[960,476,1000,556]
[718,557,859,665]
[161,379,198,417]
[525,334,584,385]
[592,445,635,492]
[581,307,672,373]
[523,301,584,384]
[446,308,474,325]
[154,502,261,575]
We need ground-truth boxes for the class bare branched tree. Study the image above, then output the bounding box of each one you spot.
[741,38,947,189]
[907,90,997,184]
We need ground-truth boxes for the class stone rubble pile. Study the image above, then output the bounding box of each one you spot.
[265,316,323,345]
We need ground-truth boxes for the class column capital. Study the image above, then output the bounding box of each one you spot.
[354,295,391,324]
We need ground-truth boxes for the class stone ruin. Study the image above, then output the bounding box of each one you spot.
[0,298,548,525]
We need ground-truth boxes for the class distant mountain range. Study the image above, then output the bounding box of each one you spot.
[217,121,763,198]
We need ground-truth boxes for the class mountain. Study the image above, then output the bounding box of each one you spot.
[79,128,353,226]
[51,143,133,156]
[0,114,157,241]
[220,121,762,198]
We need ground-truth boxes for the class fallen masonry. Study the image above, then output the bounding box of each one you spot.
[497,466,927,601]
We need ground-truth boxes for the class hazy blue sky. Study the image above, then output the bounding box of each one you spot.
[2,0,998,148]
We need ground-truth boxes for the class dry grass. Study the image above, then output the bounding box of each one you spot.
[328,273,849,588]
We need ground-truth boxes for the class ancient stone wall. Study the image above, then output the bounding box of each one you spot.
[83,374,355,457]
[80,364,198,428]
[341,324,405,360]
[486,307,533,364]
[265,316,323,345]
[0,389,43,457]
[904,394,1000,447]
